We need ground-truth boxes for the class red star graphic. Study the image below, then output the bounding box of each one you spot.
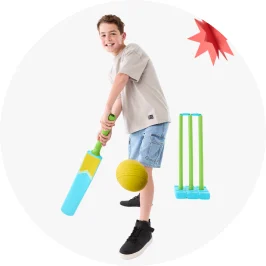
[188,19,234,65]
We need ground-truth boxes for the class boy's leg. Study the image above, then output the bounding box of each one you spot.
[120,130,143,207]
[119,123,169,259]
[138,122,169,220]
[139,167,153,221]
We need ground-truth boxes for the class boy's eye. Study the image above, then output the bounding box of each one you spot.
[101,35,106,37]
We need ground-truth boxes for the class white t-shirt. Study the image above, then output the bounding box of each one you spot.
[109,43,171,134]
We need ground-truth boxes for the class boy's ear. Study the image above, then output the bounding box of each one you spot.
[122,32,126,40]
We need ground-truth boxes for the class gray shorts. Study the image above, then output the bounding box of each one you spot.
[128,122,169,168]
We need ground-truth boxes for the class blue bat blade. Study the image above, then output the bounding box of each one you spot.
[61,172,92,216]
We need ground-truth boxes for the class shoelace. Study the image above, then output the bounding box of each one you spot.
[127,227,142,243]
[130,195,139,201]
[127,226,154,243]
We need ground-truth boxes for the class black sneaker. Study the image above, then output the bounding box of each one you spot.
[120,194,140,207]
[119,219,154,260]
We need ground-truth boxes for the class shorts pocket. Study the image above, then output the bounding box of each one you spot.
[145,134,165,162]
[150,134,165,145]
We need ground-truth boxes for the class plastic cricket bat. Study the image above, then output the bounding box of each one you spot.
[61,114,116,216]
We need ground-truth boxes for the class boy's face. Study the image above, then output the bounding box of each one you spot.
[99,23,126,55]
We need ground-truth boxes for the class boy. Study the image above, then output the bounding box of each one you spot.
[96,14,171,259]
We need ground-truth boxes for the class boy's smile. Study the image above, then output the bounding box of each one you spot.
[99,23,126,56]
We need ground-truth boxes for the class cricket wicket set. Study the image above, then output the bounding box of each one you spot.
[174,113,210,200]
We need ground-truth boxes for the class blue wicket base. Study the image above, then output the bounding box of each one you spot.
[174,185,210,200]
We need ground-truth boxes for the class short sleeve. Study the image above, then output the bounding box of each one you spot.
[118,47,149,82]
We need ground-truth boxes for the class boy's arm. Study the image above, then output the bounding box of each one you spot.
[101,73,128,129]
[106,73,129,111]
[98,97,122,145]
[111,97,122,119]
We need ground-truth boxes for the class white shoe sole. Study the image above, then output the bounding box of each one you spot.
[119,238,153,260]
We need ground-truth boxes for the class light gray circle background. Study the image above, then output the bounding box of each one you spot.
[0,1,265,265]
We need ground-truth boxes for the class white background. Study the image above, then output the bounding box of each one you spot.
[0,0,265,265]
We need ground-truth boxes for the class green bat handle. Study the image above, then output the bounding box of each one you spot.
[92,114,116,156]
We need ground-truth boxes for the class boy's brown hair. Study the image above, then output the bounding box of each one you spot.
[97,14,125,33]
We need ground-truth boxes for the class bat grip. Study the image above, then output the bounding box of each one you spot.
[92,114,116,156]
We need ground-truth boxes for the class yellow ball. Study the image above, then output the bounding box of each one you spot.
[116,159,148,192]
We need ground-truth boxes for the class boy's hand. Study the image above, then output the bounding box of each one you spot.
[97,128,112,146]
[100,107,115,130]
